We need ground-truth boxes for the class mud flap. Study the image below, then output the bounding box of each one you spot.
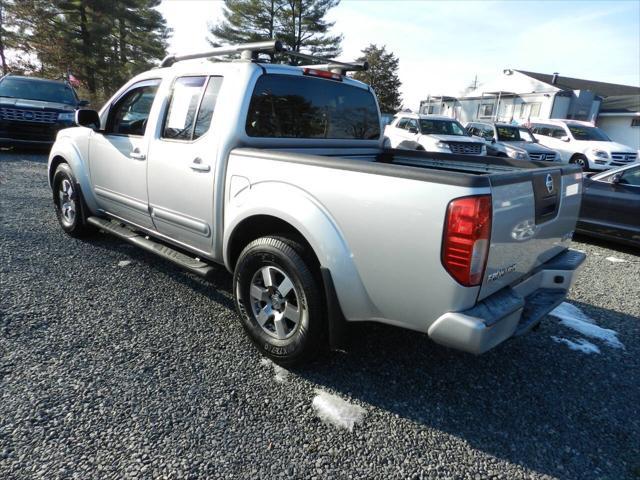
[320,267,348,350]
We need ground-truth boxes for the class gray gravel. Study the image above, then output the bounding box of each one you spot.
[1,150,639,480]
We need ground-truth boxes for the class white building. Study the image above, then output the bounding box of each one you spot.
[420,69,640,150]
[597,95,640,152]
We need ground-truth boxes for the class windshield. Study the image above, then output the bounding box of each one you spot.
[0,77,77,105]
[568,125,610,141]
[246,74,380,139]
[496,126,522,141]
[518,128,536,142]
[419,119,467,136]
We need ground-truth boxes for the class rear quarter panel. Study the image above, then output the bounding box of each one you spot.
[224,151,486,333]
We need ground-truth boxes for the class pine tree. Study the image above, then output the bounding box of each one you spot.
[209,0,342,58]
[0,0,15,74]
[352,44,402,113]
[3,0,169,105]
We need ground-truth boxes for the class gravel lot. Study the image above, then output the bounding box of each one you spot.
[1,150,639,480]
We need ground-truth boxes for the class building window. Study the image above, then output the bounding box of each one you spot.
[479,103,493,118]
[632,118,640,127]
[529,102,541,118]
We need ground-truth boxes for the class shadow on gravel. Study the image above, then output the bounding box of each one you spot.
[0,146,51,159]
[79,233,235,310]
[573,233,639,257]
[77,233,638,478]
[295,303,638,479]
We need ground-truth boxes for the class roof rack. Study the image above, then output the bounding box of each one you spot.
[160,39,368,75]
[160,40,284,67]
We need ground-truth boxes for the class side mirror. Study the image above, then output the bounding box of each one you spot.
[490,137,496,144]
[560,135,570,142]
[408,126,419,134]
[78,99,90,107]
[611,173,622,184]
[75,109,100,130]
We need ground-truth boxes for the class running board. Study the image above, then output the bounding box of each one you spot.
[87,216,216,278]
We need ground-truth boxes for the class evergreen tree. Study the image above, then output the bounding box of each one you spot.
[0,0,16,74]
[209,0,342,58]
[2,0,169,105]
[352,44,402,113]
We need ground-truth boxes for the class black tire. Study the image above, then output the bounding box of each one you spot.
[570,155,589,170]
[233,236,325,366]
[52,163,94,237]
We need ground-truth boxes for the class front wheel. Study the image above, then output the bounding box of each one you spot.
[233,236,325,366]
[52,163,94,237]
[570,155,589,170]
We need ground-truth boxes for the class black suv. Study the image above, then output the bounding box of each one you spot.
[0,75,88,148]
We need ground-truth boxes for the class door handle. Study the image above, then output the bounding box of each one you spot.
[190,158,210,172]
[130,149,146,160]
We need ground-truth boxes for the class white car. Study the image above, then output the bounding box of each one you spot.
[529,119,637,170]
[384,114,486,155]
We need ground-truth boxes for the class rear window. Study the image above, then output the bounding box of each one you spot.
[0,77,77,105]
[246,74,380,140]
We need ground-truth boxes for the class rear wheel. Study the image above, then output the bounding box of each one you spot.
[233,236,325,366]
[52,163,94,237]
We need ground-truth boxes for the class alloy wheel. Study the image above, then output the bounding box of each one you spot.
[249,265,302,340]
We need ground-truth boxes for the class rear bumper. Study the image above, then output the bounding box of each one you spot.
[428,249,586,354]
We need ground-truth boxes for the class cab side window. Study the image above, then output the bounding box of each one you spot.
[396,118,409,129]
[480,125,494,140]
[162,75,224,141]
[407,119,419,132]
[107,80,161,136]
[193,77,223,139]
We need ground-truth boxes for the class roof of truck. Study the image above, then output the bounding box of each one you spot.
[140,59,371,91]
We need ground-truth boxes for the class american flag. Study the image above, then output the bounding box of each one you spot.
[67,71,81,88]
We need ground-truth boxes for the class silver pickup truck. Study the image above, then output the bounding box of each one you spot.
[48,41,585,365]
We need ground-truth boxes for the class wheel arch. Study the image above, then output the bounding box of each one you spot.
[226,215,320,272]
[397,140,423,151]
[223,184,377,322]
[47,138,99,214]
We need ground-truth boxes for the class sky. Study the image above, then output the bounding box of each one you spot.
[157,0,640,110]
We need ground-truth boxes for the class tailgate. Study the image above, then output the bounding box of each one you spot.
[478,166,583,300]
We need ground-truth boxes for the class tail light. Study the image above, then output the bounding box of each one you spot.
[442,195,492,286]
[303,68,343,81]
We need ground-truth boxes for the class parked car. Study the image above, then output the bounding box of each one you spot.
[0,75,88,148]
[385,114,486,155]
[380,113,395,128]
[577,163,640,247]
[529,119,637,170]
[48,40,585,365]
[466,121,559,162]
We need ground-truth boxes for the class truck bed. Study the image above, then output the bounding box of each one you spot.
[227,147,582,324]
[234,147,579,187]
